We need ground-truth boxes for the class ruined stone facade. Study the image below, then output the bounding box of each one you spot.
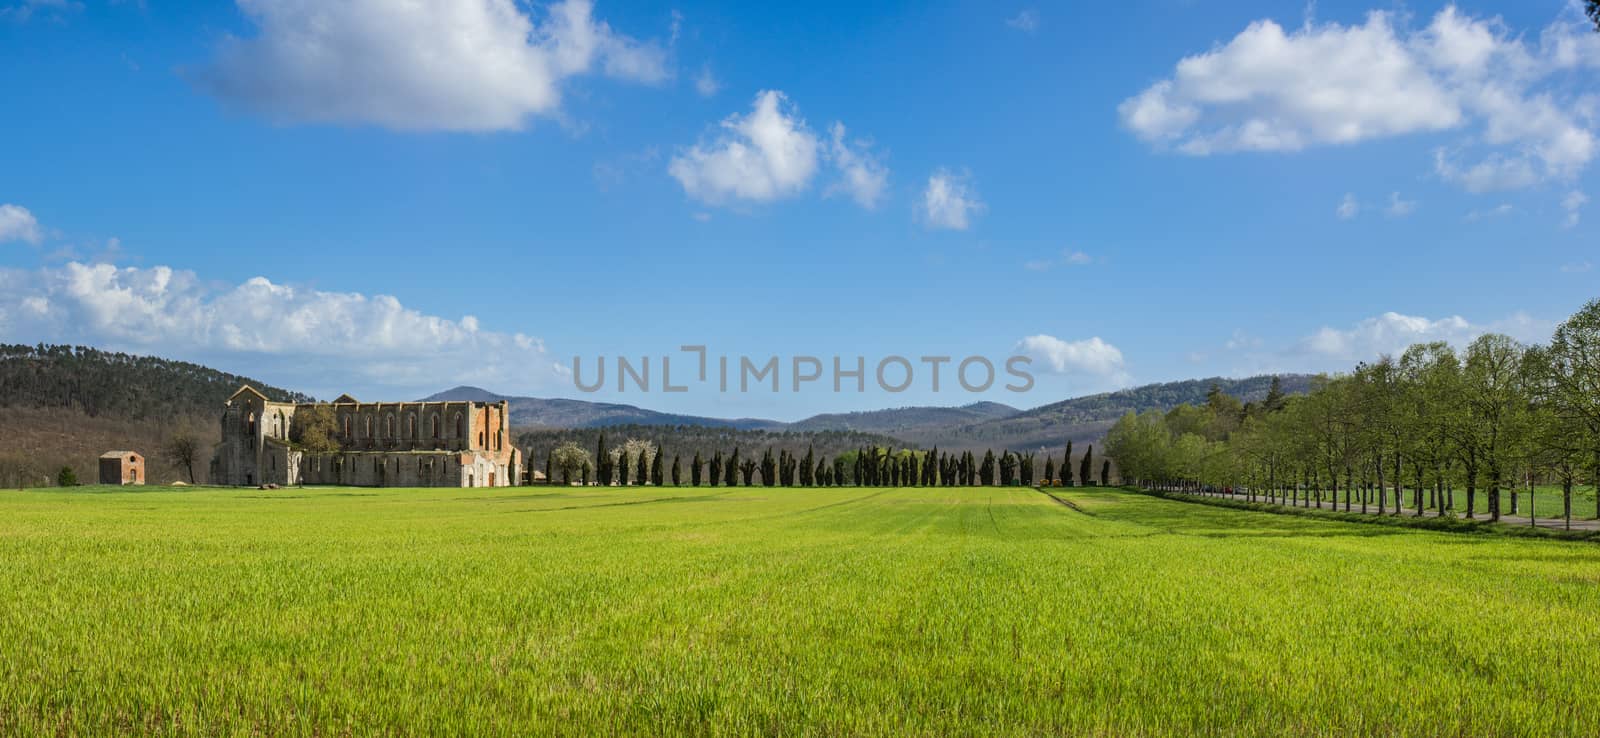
[210,386,521,488]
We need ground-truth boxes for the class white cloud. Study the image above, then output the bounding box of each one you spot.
[1006,10,1038,33]
[1024,249,1093,271]
[1120,6,1598,191]
[1386,191,1418,217]
[920,169,984,230]
[1562,190,1588,228]
[670,91,887,210]
[1016,335,1127,382]
[693,65,720,97]
[1296,310,1548,362]
[0,204,42,244]
[1223,329,1262,351]
[1465,202,1514,221]
[825,123,888,209]
[669,90,821,204]
[1337,193,1360,219]
[1561,260,1592,273]
[1,0,82,23]
[195,0,666,132]
[0,261,558,397]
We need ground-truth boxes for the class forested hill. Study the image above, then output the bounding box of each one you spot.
[517,425,915,474]
[783,401,1020,434]
[0,344,312,418]
[422,386,787,430]
[898,374,1316,452]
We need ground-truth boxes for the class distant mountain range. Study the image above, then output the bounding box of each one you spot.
[419,386,788,431]
[423,374,1314,452]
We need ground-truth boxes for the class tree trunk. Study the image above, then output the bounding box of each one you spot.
[1414,467,1424,517]
[1488,466,1501,523]
[1376,456,1385,515]
[1564,476,1573,530]
[1465,467,1477,519]
[1393,453,1403,516]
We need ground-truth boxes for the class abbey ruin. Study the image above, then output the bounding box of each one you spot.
[210,386,522,488]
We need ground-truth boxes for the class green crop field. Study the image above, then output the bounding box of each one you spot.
[3,484,1598,736]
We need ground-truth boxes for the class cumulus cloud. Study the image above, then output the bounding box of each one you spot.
[825,123,888,209]
[1562,190,1587,228]
[1386,191,1418,217]
[194,0,666,132]
[1465,202,1514,221]
[1006,10,1039,33]
[0,261,558,397]
[1120,6,1598,191]
[693,65,720,97]
[920,169,984,230]
[669,91,888,209]
[669,90,820,204]
[1,0,82,23]
[1296,310,1549,362]
[1024,249,1093,271]
[0,204,43,244]
[1337,193,1360,220]
[1016,334,1128,382]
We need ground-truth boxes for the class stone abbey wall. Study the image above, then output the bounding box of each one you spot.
[211,386,520,488]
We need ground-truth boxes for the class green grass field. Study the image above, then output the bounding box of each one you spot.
[4,484,1599,736]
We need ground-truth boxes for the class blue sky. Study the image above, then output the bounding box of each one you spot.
[1,0,1596,420]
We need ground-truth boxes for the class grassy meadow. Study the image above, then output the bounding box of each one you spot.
[3,484,1599,736]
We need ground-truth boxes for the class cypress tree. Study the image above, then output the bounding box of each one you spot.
[651,451,663,486]
[762,449,777,487]
[692,451,703,486]
[709,451,722,487]
[671,455,682,486]
[726,447,740,486]
[1101,459,1112,487]
[596,432,610,486]
[1044,457,1055,486]
[1080,444,1094,486]
[618,453,630,487]
[638,449,650,486]
[1063,440,1075,487]
[1264,375,1287,413]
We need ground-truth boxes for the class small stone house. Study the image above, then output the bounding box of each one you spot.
[99,451,145,486]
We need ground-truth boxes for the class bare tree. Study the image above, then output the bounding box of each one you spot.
[163,433,205,484]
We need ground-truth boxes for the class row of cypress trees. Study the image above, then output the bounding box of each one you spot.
[557,433,1113,488]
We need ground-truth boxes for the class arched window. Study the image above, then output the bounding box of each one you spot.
[431,414,441,440]
[364,416,372,439]
[406,414,416,439]
[383,414,394,439]
[454,413,464,440]
[343,416,352,438]
[246,411,256,437]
